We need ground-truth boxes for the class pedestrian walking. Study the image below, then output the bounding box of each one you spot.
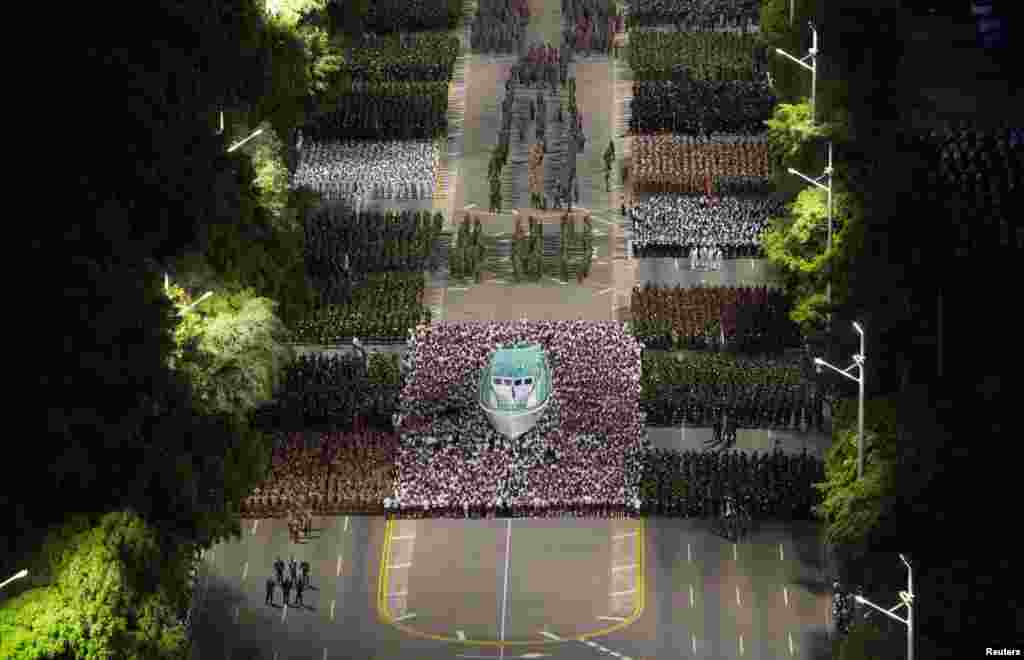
[265,576,276,605]
[289,556,298,584]
[274,557,285,584]
[300,560,311,588]
[282,577,292,606]
[295,578,305,606]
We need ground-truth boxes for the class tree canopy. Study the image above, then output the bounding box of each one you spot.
[1,512,192,660]
[812,397,898,551]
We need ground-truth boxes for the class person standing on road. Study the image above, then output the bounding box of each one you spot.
[295,577,305,607]
[274,557,285,584]
[282,577,292,606]
[265,576,276,605]
[300,560,311,588]
[289,556,298,584]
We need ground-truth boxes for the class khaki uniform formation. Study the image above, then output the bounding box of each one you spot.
[632,134,770,193]
[241,427,398,519]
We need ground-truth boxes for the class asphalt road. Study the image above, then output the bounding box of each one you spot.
[191,514,832,660]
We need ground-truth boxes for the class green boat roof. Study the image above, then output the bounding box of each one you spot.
[489,344,546,379]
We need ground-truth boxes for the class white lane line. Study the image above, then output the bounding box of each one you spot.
[252,520,259,535]
[389,562,412,569]
[337,555,343,577]
[784,586,789,607]
[609,652,622,658]
[273,652,279,660]
[330,599,336,621]
[344,516,349,532]
[693,634,697,654]
[739,634,745,656]
[595,288,613,295]
[281,604,288,623]
[687,543,692,562]
[598,616,626,622]
[233,605,240,624]
[788,631,795,655]
[323,647,328,660]
[585,641,598,647]
[391,535,417,541]
[611,564,637,571]
[734,543,738,561]
[499,520,512,647]
[393,613,416,622]
[613,532,636,539]
[241,562,248,581]
[780,543,785,561]
[540,631,562,641]
[690,584,695,608]
[610,588,636,596]
[457,630,466,640]
[736,586,742,607]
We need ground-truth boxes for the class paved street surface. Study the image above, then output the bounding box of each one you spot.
[192,515,832,660]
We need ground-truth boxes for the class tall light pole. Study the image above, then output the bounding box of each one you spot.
[854,554,914,660]
[814,320,865,477]
[787,141,834,315]
[774,21,819,122]
[1,569,28,590]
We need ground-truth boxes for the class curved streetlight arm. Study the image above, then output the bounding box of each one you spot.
[787,167,829,191]
[814,357,861,384]
[854,594,909,626]
[1,569,28,590]
[774,47,814,72]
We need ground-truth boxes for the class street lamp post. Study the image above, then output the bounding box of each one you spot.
[814,321,865,478]
[1,569,28,590]
[774,21,819,122]
[787,141,834,315]
[854,554,914,660]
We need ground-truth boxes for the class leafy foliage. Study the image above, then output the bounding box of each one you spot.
[165,280,296,420]
[812,397,898,549]
[1,512,191,660]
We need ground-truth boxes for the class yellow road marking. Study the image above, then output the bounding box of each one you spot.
[378,518,646,645]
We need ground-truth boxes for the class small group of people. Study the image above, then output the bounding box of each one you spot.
[265,556,312,607]
[511,42,560,91]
